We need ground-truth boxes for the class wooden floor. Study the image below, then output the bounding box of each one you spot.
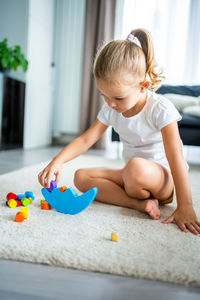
[0,146,200,300]
[1,259,200,300]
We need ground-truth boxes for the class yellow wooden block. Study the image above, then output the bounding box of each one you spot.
[21,207,29,219]
[8,199,17,208]
[28,197,33,203]
[111,233,118,241]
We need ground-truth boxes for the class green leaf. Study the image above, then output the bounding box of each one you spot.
[22,59,28,72]
[2,57,8,68]
[0,38,28,72]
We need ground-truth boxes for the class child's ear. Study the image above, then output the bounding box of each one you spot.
[140,80,150,91]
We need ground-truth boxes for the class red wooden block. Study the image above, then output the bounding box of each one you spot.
[16,200,21,207]
[7,192,17,200]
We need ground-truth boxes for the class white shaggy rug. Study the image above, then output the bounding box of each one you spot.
[0,154,200,287]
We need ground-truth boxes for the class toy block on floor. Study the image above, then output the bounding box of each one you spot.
[15,212,25,223]
[111,233,118,241]
[21,207,29,219]
[28,197,33,203]
[21,198,30,206]
[7,193,17,200]
[8,199,17,208]
[41,201,51,210]
[25,191,35,200]
[17,194,25,200]
[16,200,21,207]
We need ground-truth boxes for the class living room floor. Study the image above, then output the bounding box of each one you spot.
[0,146,200,300]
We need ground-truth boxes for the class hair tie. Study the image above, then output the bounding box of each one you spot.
[126,33,142,48]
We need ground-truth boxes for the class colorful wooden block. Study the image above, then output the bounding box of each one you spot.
[15,212,24,223]
[21,207,28,219]
[17,194,25,200]
[7,193,17,200]
[16,200,21,207]
[111,233,118,241]
[21,197,30,206]
[28,197,33,203]
[25,191,35,200]
[8,199,17,208]
[41,201,51,210]
[47,180,57,192]
[59,186,67,192]
[41,186,98,215]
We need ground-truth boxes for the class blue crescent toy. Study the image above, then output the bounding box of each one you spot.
[41,181,98,215]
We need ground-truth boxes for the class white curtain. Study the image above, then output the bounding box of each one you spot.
[116,0,200,85]
[53,0,86,140]
[106,0,200,157]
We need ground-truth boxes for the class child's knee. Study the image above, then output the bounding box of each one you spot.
[74,168,89,191]
[122,157,147,185]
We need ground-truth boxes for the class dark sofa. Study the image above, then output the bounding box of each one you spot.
[112,85,200,146]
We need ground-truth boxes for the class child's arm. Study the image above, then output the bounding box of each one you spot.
[38,119,108,188]
[161,121,200,235]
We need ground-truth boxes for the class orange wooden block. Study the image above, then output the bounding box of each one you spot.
[59,186,67,192]
[15,212,25,223]
[41,201,51,210]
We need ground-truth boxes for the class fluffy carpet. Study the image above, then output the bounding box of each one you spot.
[0,154,200,287]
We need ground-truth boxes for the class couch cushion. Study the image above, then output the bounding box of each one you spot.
[163,94,200,113]
[179,113,200,127]
[182,106,200,117]
[157,85,200,97]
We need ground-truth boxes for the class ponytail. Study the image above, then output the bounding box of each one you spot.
[131,29,164,91]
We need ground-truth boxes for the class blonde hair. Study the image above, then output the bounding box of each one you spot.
[93,28,164,91]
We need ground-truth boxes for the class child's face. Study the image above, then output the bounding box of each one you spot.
[96,76,147,114]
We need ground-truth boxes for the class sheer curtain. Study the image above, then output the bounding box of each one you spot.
[106,0,200,157]
[118,0,200,85]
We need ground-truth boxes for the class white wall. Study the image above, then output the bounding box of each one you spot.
[0,73,3,144]
[0,0,85,149]
[23,0,55,149]
[53,0,86,138]
[0,0,29,82]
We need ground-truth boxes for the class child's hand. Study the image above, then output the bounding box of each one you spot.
[38,159,63,188]
[162,204,200,235]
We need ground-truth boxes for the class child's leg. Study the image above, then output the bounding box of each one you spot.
[74,157,174,219]
[121,158,174,201]
[75,167,145,211]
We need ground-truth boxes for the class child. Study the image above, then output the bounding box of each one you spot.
[38,28,200,235]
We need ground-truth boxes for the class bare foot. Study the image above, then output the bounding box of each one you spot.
[144,199,161,220]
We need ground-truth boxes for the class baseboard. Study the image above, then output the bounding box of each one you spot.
[52,133,79,145]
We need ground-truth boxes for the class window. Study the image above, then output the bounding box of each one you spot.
[115,0,200,85]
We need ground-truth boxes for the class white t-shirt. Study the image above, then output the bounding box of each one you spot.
[97,90,184,170]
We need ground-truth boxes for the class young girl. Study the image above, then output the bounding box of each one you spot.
[38,28,200,235]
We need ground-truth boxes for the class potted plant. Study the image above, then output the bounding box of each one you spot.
[0,38,28,73]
